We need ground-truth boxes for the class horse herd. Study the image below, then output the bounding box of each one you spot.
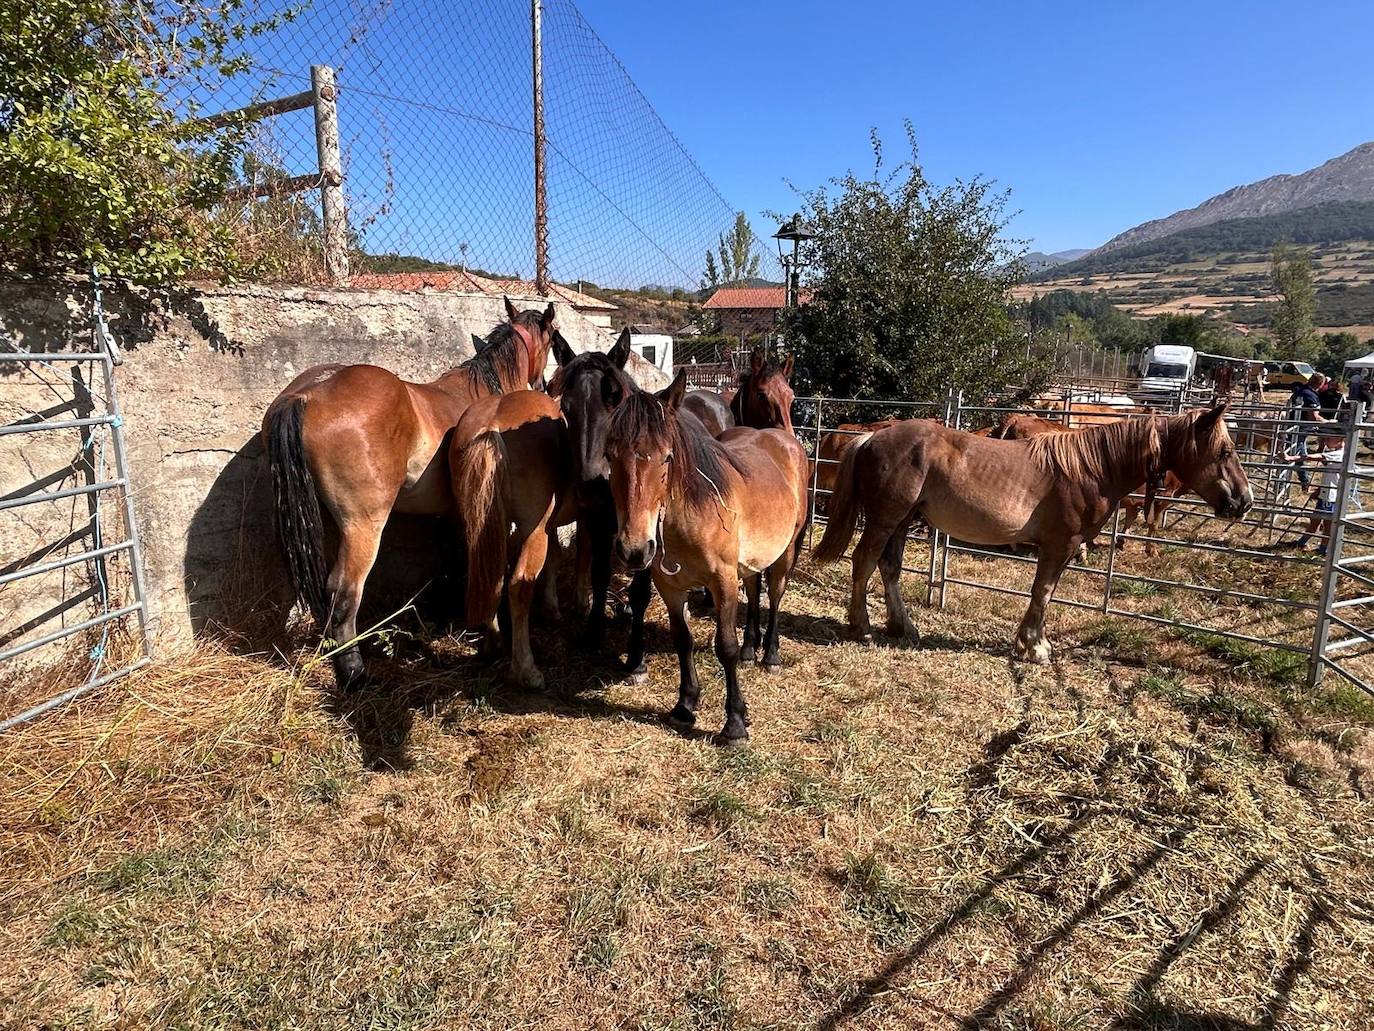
[262,302,1254,745]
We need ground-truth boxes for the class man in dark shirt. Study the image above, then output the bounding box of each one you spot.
[1289,374,1330,488]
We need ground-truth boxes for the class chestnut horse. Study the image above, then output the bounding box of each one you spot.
[991,412,1185,555]
[449,388,575,689]
[263,298,557,689]
[813,420,900,511]
[606,370,810,744]
[814,404,1251,662]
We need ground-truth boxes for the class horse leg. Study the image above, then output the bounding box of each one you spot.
[1117,500,1140,550]
[879,518,919,644]
[573,516,594,621]
[847,522,889,644]
[1013,538,1078,664]
[536,528,562,623]
[661,584,701,730]
[711,569,749,745]
[323,515,386,692]
[760,555,792,673]
[506,518,551,691]
[741,572,762,664]
[586,509,615,646]
[621,568,653,683]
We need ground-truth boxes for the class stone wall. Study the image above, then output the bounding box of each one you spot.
[0,278,666,664]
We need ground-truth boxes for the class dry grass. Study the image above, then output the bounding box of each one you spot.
[2,563,1374,1030]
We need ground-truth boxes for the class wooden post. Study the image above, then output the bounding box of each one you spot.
[532,0,549,295]
[311,65,349,286]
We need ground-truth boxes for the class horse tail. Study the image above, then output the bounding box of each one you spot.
[266,397,329,624]
[813,434,868,564]
[455,429,508,628]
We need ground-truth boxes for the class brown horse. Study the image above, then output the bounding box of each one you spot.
[813,420,900,509]
[605,370,810,744]
[814,404,1251,662]
[263,298,557,689]
[449,389,574,690]
[729,348,796,432]
[991,412,1185,555]
[682,390,735,436]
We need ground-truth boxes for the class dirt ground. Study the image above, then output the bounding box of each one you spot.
[2,555,1373,1030]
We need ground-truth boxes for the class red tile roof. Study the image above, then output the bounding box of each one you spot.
[348,269,615,310]
[702,286,811,310]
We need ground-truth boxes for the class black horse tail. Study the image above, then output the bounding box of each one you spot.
[812,434,867,564]
[266,397,328,624]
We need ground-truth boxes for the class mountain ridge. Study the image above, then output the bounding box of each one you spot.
[1097,142,1374,253]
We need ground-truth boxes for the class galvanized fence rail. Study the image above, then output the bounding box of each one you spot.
[0,276,154,731]
[794,388,1373,694]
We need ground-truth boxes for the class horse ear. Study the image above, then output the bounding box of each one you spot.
[608,327,632,369]
[541,301,557,333]
[659,367,687,412]
[1195,401,1228,435]
[749,346,764,376]
[781,354,795,381]
[551,329,575,367]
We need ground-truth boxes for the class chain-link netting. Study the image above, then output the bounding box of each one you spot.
[172,0,773,293]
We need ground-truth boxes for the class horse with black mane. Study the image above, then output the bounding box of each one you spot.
[263,298,557,690]
[605,370,810,744]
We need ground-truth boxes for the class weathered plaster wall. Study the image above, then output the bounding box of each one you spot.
[0,278,665,663]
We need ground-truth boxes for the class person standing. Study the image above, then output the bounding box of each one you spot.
[1288,373,1330,488]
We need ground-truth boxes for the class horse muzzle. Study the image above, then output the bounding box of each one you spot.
[1215,484,1253,519]
[615,537,656,571]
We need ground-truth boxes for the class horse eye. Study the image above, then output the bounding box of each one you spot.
[663,451,673,465]
[635,450,649,461]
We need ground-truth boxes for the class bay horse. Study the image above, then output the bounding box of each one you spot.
[814,404,1251,662]
[729,348,796,432]
[605,370,810,744]
[263,298,557,690]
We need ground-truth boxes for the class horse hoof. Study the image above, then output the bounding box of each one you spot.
[849,628,874,646]
[666,705,696,731]
[507,668,546,692]
[716,729,750,748]
[625,670,649,686]
[763,660,782,674]
[741,647,757,664]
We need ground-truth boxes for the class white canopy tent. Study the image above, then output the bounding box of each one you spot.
[1343,351,1374,371]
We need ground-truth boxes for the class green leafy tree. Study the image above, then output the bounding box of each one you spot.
[0,0,302,283]
[1316,331,1368,376]
[1270,242,1320,361]
[780,126,1037,403]
[702,211,762,289]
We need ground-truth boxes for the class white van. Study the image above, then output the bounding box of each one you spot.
[1138,344,1196,393]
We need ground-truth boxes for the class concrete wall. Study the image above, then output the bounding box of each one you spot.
[0,278,666,663]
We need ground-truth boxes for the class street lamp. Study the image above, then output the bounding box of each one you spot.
[773,213,815,312]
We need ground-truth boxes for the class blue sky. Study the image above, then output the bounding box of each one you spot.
[578,0,1374,253]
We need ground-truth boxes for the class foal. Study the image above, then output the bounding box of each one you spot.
[815,404,1252,662]
[605,371,810,744]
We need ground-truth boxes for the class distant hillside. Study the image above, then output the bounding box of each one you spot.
[1099,142,1374,253]
[1038,201,1374,281]
[1025,248,1092,273]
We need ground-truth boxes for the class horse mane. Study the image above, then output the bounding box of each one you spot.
[610,389,736,510]
[1025,414,1161,483]
[462,309,543,393]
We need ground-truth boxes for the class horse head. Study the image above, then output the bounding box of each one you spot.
[1168,402,1253,519]
[503,296,558,387]
[731,347,795,431]
[548,326,633,484]
[605,368,689,570]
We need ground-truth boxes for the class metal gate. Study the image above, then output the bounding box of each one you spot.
[1,276,153,730]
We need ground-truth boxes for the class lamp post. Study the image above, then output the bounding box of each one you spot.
[773,214,815,313]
